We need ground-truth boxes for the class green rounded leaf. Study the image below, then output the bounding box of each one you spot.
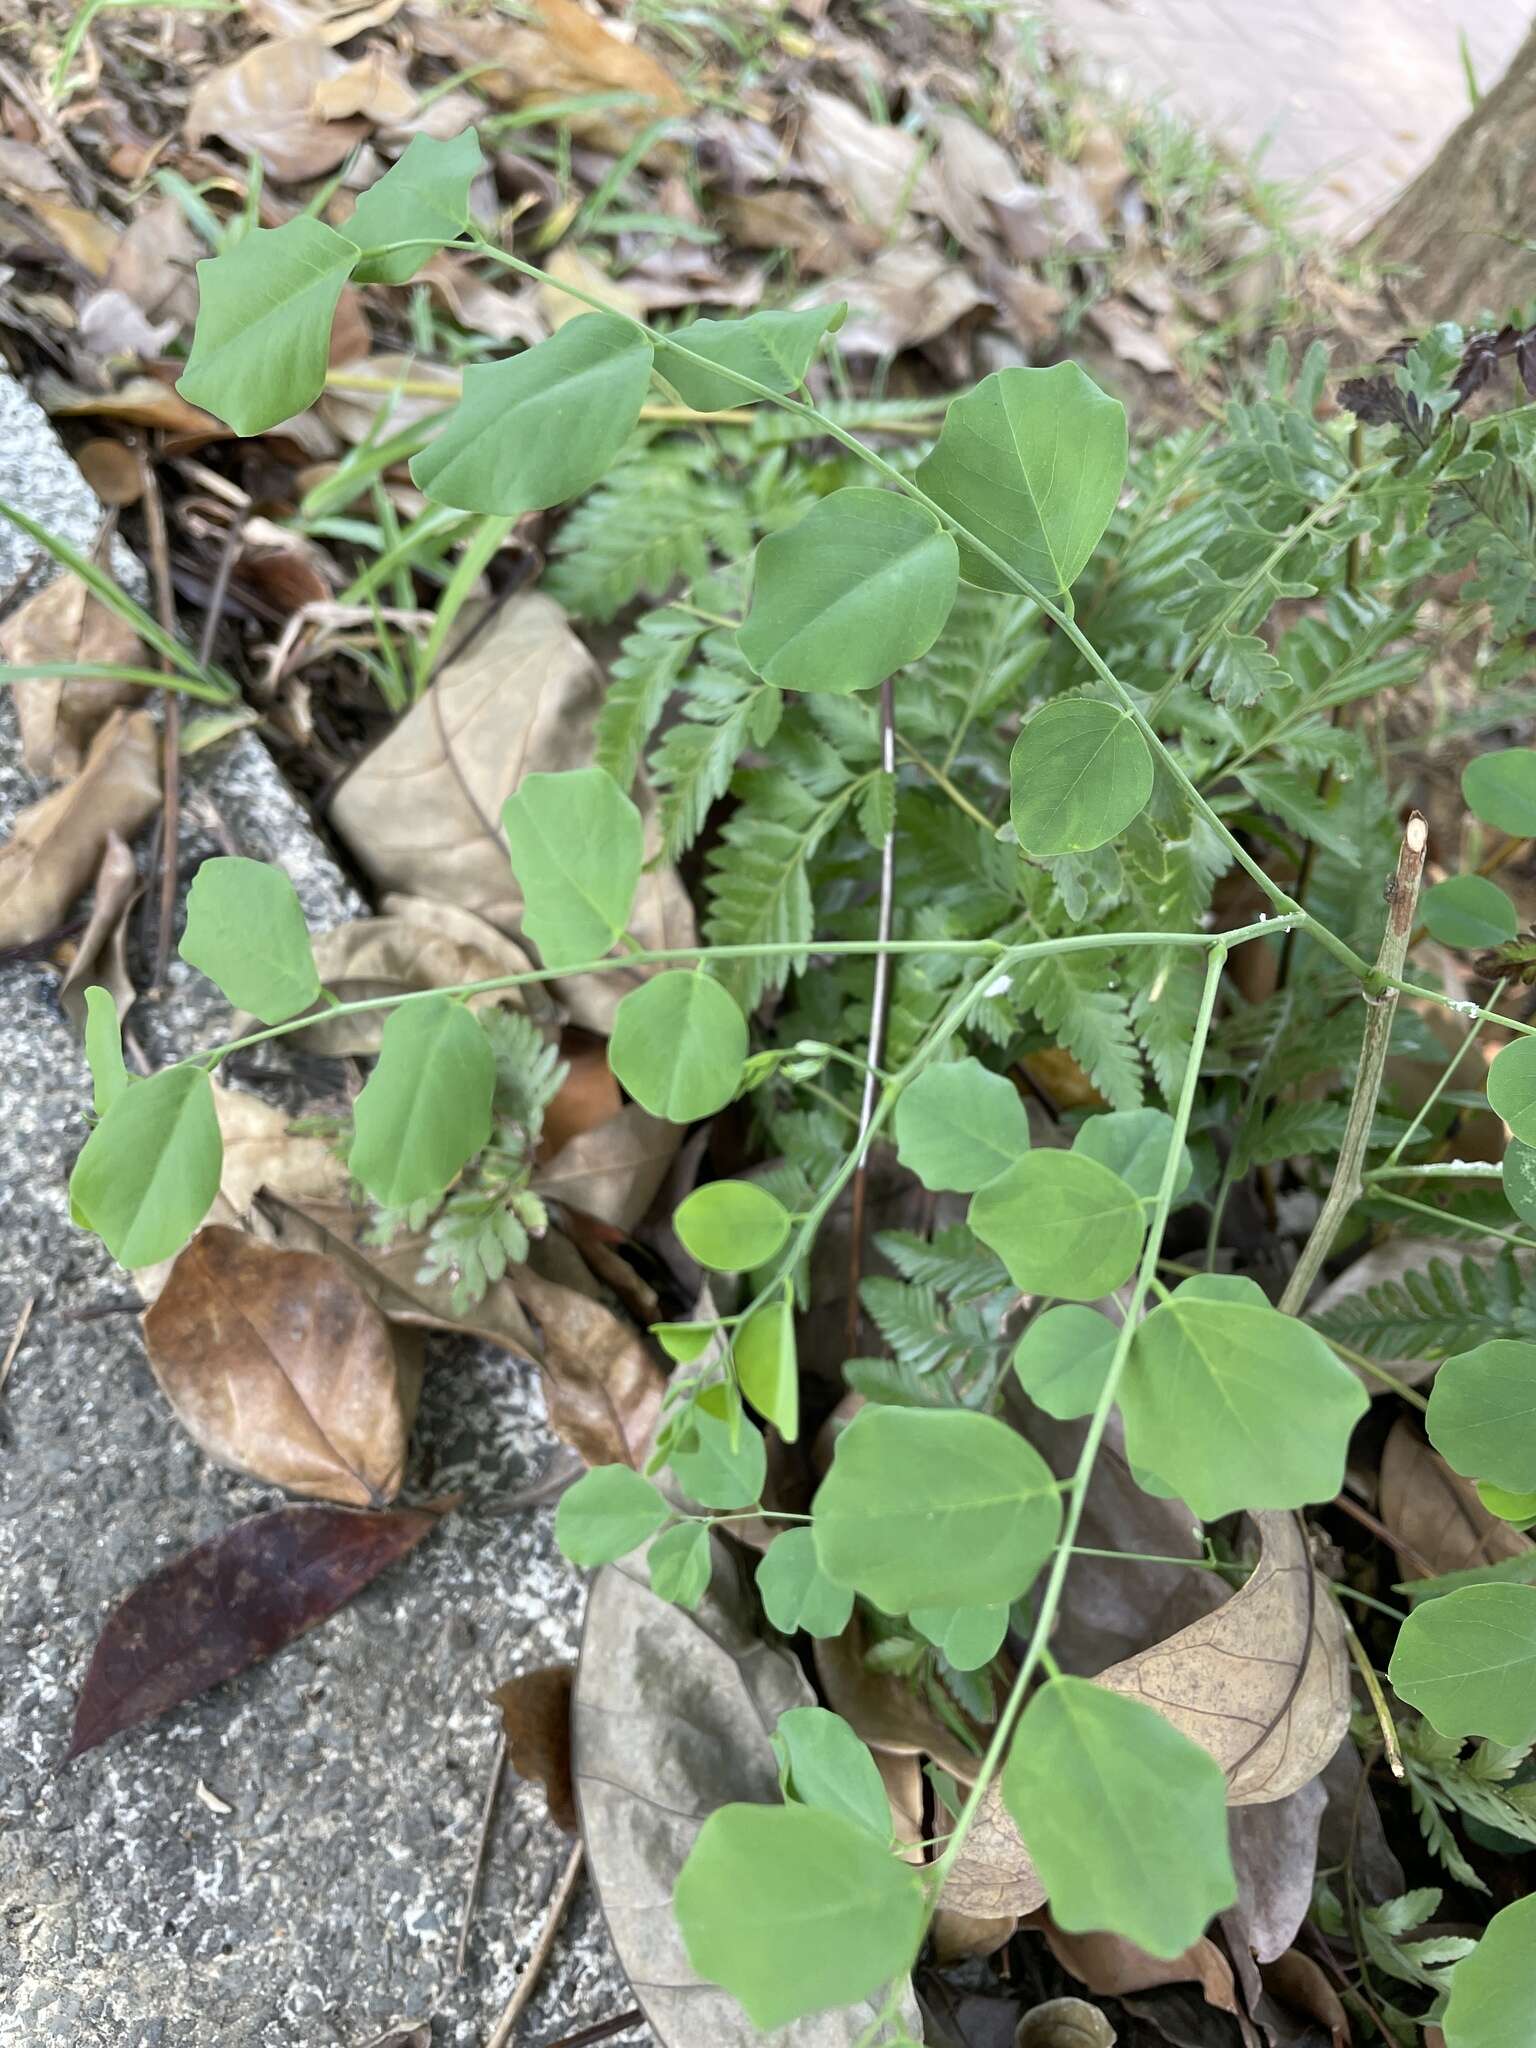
[1443,1891,1536,2048]
[648,1520,713,1608]
[674,1180,792,1272]
[341,129,481,285]
[756,1528,854,1639]
[610,971,747,1123]
[674,1803,925,2031]
[894,1058,1030,1192]
[1009,699,1153,857]
[69,1064,221,1269]
[1487,1034,1536,1144]
[1475,1480,1536,1527]
[501,767,642,968]
[652,1320,717,1364]
[909,1603,1009,1671]
[735,1295,798,1442]
[771,1706,891,1840]
[83,984,130,1118]
[349,996,495,1207]
[1121,1274,1368,1518]
[738,487,959,696]
[179,855,320,1024]
[1013,1304,1119,1421]
[1072,1107,1192,1200]
[914,361,1127,594]
[1389,1584,1536,1744]
[813,1406,1060,1613]
[1427,1339,1536,1493]
[659,304,845,413]
[1502,1139,1536,1228]
[1463,749,1536,836]
[1002,1677,1236,1958]
[969,1152,1144,1301]
[413,313,653,513]
[669,1405,767,1510]
[555,1463,669,1565]
[1420,874,1518,951]
[178,217,358,436]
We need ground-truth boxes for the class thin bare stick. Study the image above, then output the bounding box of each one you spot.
[137,449,181,993]
[1279,812,1429,1316]
[456,1730,506,1975]
[0,1294,34,1397]
[845,676,898,1356]
[539,2012,644,2048]
[1332,1490,1436,1581]
[483,1839,584,2048]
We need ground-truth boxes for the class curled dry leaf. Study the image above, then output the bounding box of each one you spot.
[76,438,145,508]
[515,1261,664,1470]
[35,369,219,437]
[311,47,416,123]
[0,569,146,777]
[329,592,695,1034]
[799,243,988,359]
[318,353,460,442]
[0,707,159,949]
[795,89,938,235]
[813,1606,980,1779]
[573,1539,919,2047]
[107,194,200,329]
[76,288,180,361]
[143,1226,423,1507]
[68,1500,443,1757]
[186,37,369,181]
[1015,1997,1117,2048]
[541,1035,623,1158]
[923,109,1041,254]
[1378,1415,1534,1580]
[533,1100,681,1233]
[490,1663,576,1831]
[59,830,141,1030]
[1258,1950,1349,2048]
[1037,1920,1246,2028]
[246,0,406,42]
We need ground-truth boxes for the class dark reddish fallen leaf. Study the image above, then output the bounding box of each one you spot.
[67,1502,443,1759]
[491,1663,576,1832]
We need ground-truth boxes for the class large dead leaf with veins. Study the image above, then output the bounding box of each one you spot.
[329,592,694,1034]
[1228,1776,1328,1965]
[798,243,988,359]
[533,1101,680,1232]
[795,89,939,234]
[0,569,146,777]
[515,1256,664,1469]
[1379,1416,1534,1580]
[813,1606,980,1779]
[185,37,369,181]
[0,707,159,948]
[923,109,1041,253]
[574,1538,918,2047]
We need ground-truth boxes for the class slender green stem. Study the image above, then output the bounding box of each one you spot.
[1363,1162,1504,1183]
[1369,1189,1536,1255]
[896,738,999,831]
[1380,978,1510,1168]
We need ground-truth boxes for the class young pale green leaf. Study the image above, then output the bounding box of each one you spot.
[1009,700,1153,857]
[1389,1584,1536,1745]
[1443,1891,1536,2048]
[609,971,747,1122]
[1420,874,1518,951]
[1002,1677,1236,1957]
[69,1064,221,1269]
[969,1152,1144,1301]
[1427,1340,1536,1493]
[652,1320,717,1364]
[771,1706,891,1840]
[1072,1107,1192,1200]
[914,362,1127,594]
[813,1406,1060,1613]
[1502,1140,1536,1228]
[348,996,495,1207]
[756,1527,854,1639]
[735,1295,798,1442]
[909,1603,1009,1671]
[1487,1035,1536,1144]
[674,1179,791,1272]
[1476,1481,1536,1525]
[648,1520,712,1608]
[673,1803,925,2030]
[179,855,320,1024]
[556,1463,670,1565]
[412,313,653,513]
[658,305,845,413]
[893,1058,1031,1192]
[340,128,480,285]
[177,217,358,436]
[1013,1304,1119,1421]
[1121,1275,1369,1518]
[83,985,130,1118]
[1463,749,1536,837]
[737,488,959,695]
[669,1405,766,1510]
[501,767,643,968]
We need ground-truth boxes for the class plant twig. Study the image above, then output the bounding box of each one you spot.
[1279,813,1429,1315]
[1337,1597,1406,1780]
[456,1729,506,1975]
[136,448,181,993]
[540,2012,644,2048]
[0,1293,34,1397]
[846,676,897,1355]
[483,1838,584,2048]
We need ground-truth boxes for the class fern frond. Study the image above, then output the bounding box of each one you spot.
[874,1225,1011,1300]
[544,450,751,620]
[1020,950,1143,1111]
[650,655,778,859]
[1312,1249,1536,1360]
[596,606,706,789]
[704,767,858,1007]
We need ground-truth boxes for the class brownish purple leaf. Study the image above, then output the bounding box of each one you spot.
[67,1500,443,1758]
[491,1663,577,1833]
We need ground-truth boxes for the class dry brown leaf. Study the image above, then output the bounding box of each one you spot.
[10,193,118,275]
[247,0,406,42]
[1259,1950,1350,2048]
[541,1034,623,1157]
[0,707,159,948]
[813,1608,979,1779]
[1378,1416,1534,1579]
[795,89,937,234]
[311,47,416,124]
[993,265,1068,346]
[1085,299,1178,377]
[76,287,180,360]
[923,109,1038,252]
[491,1663,576,1832]
[0,138,66,195]
[35,369,219,437]
[930,1905,1016,1963]
[941,1779,1046,1919]
[719,188,855,274]
[1015,1998,1116,2048]
[799,242,988,358]
[538,242,643,329]
[1228,1776,1328,1964]
[318,353,459,442]
[58,830,141,1031]
[422,253,546,348]
[143,1225,422,1506]
[76,438,145,507]
[1040,1920,1245,2020]
[329,592,695,1034]
[186,38,369,181]
[515,1260,664,1469]
[532,1101,680,1232]
[0,570,146,777]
